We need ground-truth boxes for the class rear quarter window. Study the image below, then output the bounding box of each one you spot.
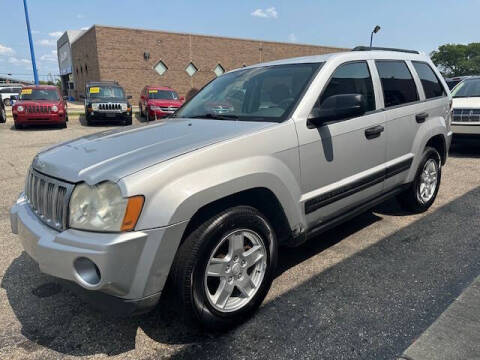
[376,60,419,108]
[412,62,446,99]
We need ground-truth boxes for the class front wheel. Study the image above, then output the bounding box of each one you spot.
[0,107,6,123]
[172,206,277,330]
[397,146,441,213]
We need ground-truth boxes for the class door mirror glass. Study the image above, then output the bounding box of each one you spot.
[308,93,366,126]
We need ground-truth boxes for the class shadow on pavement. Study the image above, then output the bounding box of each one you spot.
[450,136,480,158]
[2,187,479,358]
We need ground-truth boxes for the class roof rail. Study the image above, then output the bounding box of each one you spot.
[352,46,419,54]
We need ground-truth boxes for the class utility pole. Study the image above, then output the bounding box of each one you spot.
[23,0,39,84]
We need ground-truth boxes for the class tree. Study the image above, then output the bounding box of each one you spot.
[431,43,480,77]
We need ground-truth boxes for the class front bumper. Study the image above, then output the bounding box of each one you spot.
[147,108,176,119]
[10,193,187,313]
[14,112,66,125]
[452,123,480,135]
[89,111,132,121]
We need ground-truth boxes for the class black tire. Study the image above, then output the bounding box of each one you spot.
[139,103,144,117]
[0,107,5,123]
[123,117,132,126]
[85,114,93,126]
[145,110,150,122]
[59,121,67,129]
[397,146,441,213]
[14,123,22,130]
[172,205,278,330]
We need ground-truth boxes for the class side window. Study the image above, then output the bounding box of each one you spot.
[412,62,446,99]
[316,61,376,113]
[376,60,419,108]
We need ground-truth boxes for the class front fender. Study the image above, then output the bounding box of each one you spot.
[133,155,304,232]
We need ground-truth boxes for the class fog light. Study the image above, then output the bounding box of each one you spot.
[74,257,101,286]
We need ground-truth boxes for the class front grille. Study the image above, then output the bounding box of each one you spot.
[452,108,480,123]
[26,105,52,113]
[159,106,179,112]
[98,103,122,111]
[24,168,74,231]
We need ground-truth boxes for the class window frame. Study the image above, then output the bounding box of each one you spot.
[375,59,420,109]
[411,61,447,100]
[311,60,379,120]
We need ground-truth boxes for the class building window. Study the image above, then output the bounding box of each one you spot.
[76,67,78,75]
[154,60,167,76]
[185,62,198,77]
[85,64,88,74]
[80,66,83,74]
[213,64,225,77]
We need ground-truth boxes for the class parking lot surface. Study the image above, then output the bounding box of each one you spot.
[0,113,479,359]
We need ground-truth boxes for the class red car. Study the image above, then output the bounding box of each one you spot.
[139,86,184,121]
[12,85,67,129]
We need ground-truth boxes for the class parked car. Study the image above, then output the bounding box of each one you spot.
[139,86,184,121]
[83,81,133,125]
[0,98,6,123]
[11,85,67,129]
[450,76,480,135]
[0,85,22,106]
[445,76,471,90]
[10,47,451,329]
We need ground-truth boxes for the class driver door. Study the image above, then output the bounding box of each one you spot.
[296,60,387,228]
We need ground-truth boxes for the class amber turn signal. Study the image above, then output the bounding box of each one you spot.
[121,196,144,231]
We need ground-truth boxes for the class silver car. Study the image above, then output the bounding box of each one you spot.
[10,47,452,329]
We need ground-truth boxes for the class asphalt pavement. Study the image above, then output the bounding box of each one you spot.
[0,113,479,359]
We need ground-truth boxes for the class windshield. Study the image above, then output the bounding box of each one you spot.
[87,86,124,99]
[19,88,59,101]
[451,79,480,98]
[148,89,179,100]
[174,63,322,122]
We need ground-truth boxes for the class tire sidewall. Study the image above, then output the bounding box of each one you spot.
[413,147,441,210]
[190,207,277,328]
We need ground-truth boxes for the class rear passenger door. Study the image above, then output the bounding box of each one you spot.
[376,60,424,191]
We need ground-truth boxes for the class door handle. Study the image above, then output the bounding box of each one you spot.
[416,112,429,123]
[365,125,384,139]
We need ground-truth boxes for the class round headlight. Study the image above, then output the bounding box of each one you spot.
[51,105,58,112]
[69,182,128,232]
[17,105,24,112]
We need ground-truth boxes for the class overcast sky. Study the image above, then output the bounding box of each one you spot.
[1,0,479,81]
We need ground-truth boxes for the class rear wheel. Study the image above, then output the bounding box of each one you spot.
[145,110,150,122]
[139,103,144,117]
[397,146,441,213]
[123,117,132,126]
[172,206,277,330]
[14,122,22,130]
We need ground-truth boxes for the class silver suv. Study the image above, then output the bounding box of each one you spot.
[10,47,452,329]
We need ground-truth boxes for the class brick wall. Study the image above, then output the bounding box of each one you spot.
[72,25,347,104]
[70,27,101,99]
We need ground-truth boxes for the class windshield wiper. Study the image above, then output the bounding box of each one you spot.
[189,113,239,120]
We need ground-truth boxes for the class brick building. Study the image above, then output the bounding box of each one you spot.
[63,25,346,104]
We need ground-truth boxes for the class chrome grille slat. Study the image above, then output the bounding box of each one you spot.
[452,108,480,123]
[24,168,74,231]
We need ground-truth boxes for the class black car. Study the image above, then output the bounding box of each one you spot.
[82,81,133,125]
[445,76,471,90]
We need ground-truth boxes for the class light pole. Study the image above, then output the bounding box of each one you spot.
[370,25,381,48]
[23,0,39,84]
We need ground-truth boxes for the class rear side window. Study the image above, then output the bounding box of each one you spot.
[318,61,376,112]
[412,62,446,99]
[376,60,419,108]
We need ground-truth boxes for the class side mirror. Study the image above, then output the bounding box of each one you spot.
[179,96,185,102]
[308,93,366,127]
[127,95,132,99]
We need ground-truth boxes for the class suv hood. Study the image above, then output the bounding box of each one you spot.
[148,99,183,107]
[89,97,127,104]
[17,99,61,106]
[452,97,480,108]
[32,118,274,184]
